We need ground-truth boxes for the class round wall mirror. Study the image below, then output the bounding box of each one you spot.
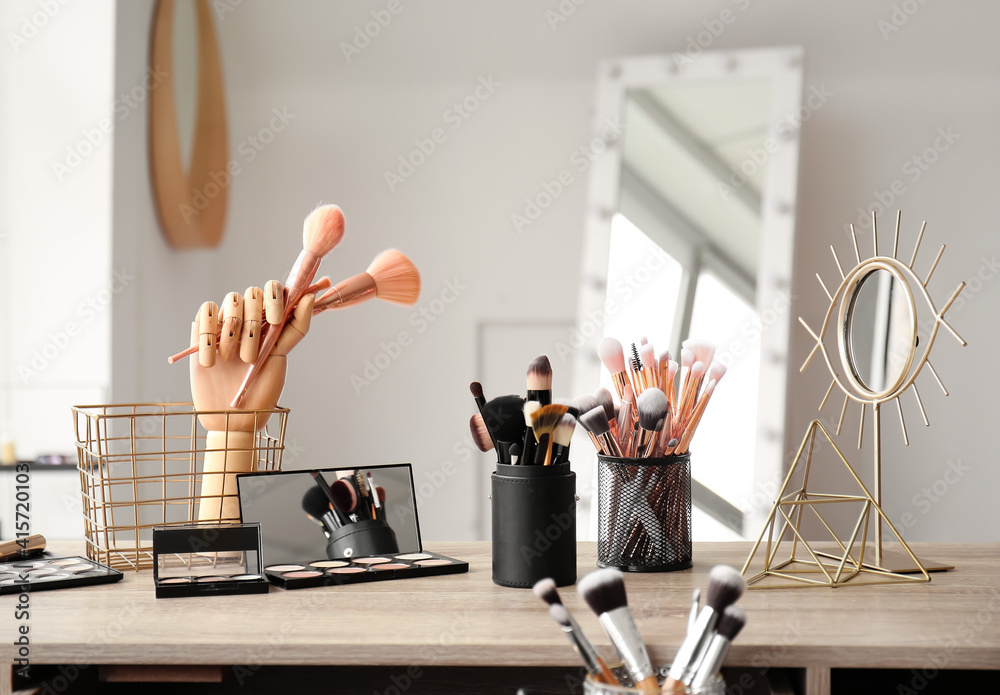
[843,267,914,395]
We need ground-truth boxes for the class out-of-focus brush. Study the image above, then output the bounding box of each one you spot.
[689,605,746,689]
[578,568,659,693]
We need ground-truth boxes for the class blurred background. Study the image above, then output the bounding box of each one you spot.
[1,0,996,545]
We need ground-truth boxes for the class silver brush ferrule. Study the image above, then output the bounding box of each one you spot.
[599,606,654,684]
[689,634,729,689]
[667,606,718,684]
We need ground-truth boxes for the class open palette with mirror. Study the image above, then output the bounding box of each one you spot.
[237,464,468,590]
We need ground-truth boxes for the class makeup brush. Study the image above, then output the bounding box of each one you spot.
[657,350,671,398]
[531,404,569,466]
[593,387,619,443]
[232,204,345,407]
[470,413,495,453]
[689,605,746,689]
[640,342,658,392]
[617,384,636,453]
[688,588,700,635]
[313,249,420,313]
[551,413,576,465]
[632,388,667,458]
[580,407,622,457]
[676,379,716,455]
[578,568,659,693]
[629,343,645,395]
[677,360,705,434]
[354,471,373,520]
[523,356,553,465]
[330,478,359,521]
[598,337,631,403]
[664,565,745,689]
[521,400,541,465]
[301,486,342,534]
[533,578,618,685]
[572,395,604,453]
[482,394,528,460]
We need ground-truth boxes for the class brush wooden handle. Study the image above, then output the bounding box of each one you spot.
[636,674,661,693]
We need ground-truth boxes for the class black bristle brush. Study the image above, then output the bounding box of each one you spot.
[482,394,527,464]
[577,568,659,693]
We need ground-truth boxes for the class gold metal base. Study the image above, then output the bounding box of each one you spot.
[742,420,930,588]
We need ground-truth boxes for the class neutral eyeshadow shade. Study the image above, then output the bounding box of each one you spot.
[372,564,410,571]
[415,559,453,567]
[62,564,94,573]
[50,558,81,566]
[352,557,390,565]
[230,574,263,581]
[27,568,57,575]
[159,578,192,584]
[282,571,321,579]
[265,564,305,572]
[394,553,433,561]
[309,560,349,568]
[328,567,366,574]
[196,576,229,582]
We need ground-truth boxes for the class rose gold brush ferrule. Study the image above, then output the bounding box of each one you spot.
[231,251,323,408]
[610,372,630,402]
[313,272,377,313]
[641,366,657,393]
[658,363,668,392]
[632,429,656,458]
[598,432,623,458]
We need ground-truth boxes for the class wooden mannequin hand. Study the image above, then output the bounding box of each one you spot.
[189,285,314,431]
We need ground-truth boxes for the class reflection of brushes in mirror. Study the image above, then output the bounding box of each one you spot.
[376,486,386,507]
[598,337,631,403]
[551,414,577,465]
[366,471,380,518]
[167,278,330,364]
[531,404,569,466]
[232,204,345,407]
[355,472,373,520]
[313,249,420,313]
[330,478,359,522]
[301,486,342,534]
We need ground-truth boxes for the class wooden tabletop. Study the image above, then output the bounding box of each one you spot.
[2,542,999,673]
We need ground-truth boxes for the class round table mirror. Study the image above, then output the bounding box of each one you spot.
[844,268,913,394]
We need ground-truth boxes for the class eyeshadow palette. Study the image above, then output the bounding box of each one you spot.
[264,551,468,590]
[0,556,123,594]
[153,523,270,598]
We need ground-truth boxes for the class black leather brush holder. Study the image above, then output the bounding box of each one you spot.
[491,463,576,588]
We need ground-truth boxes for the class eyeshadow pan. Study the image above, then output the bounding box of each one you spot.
[395,553,433,561]
[352,557,390,565]
[373,564,410,571]
[415,559,453,567]
[230,574,263,581]
[11,562,43,569]
[159,578,192,584]
[62,564,95,573]
[27,568,58,576]
[309,560,348,568]
[196,576,229,582]
[50,559,81,566]
[265,564,305,572]
[328,567,366,574]
[282,570,321,579]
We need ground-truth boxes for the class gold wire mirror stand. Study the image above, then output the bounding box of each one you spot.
[743,211,966,587]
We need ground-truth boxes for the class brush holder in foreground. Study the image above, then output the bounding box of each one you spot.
[72,403,287,571]
[491,462,576,588]
[597,453,692,572]
[583,666,723,694]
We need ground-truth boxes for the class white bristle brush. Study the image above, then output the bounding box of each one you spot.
[639,342,657,391]
[598,337,631,402]
[533,579,619,686]
[633,388,667,458]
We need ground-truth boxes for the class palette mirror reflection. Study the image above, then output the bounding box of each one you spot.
[237,464,467,590]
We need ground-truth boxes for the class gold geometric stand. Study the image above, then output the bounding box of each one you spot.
[742,419,930,588]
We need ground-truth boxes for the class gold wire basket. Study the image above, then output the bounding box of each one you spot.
[72,403,288,571]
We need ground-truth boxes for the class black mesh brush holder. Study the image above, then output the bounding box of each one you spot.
[326,519,399,559]
[597,453,692,572]
[491,463,577,588]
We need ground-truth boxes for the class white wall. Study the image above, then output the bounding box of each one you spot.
[6,0,997,544]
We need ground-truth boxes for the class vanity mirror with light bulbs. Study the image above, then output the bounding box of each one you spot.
[572,47,804,540]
